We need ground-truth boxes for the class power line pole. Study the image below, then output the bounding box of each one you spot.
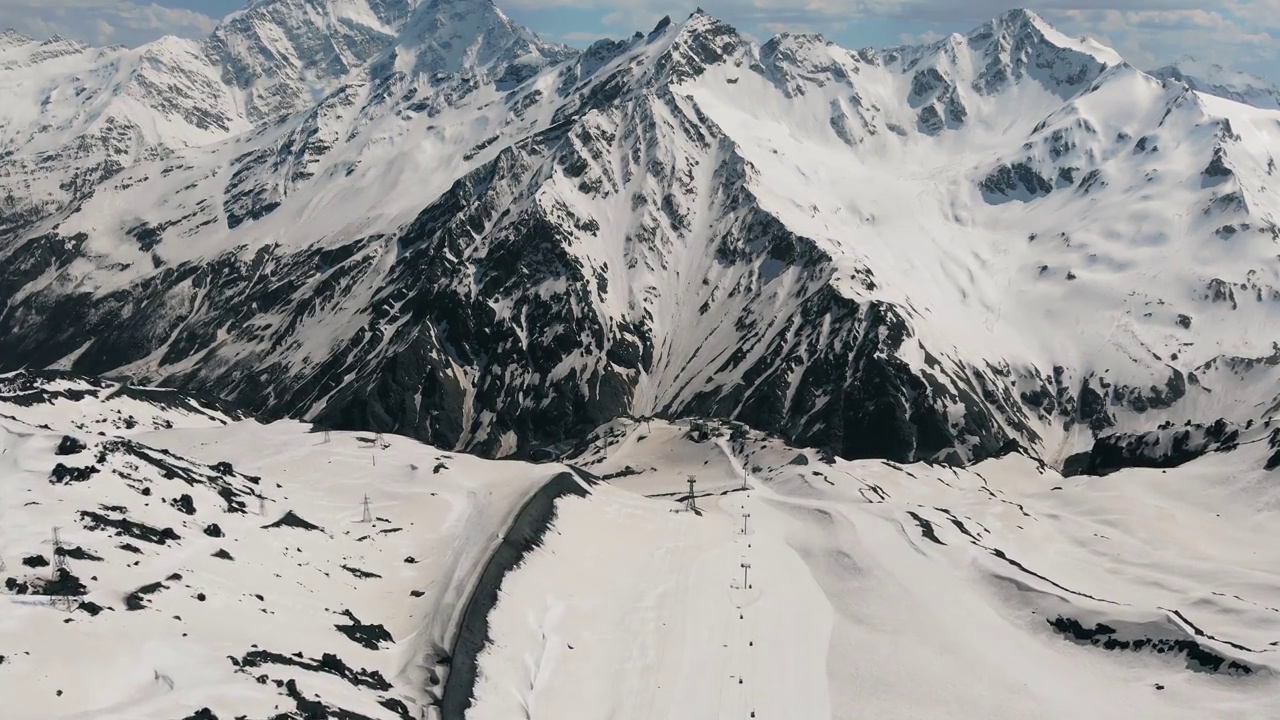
[684,475,698,513]
[51,527,67,576]
[361,495,373,524]
[323,429,331,444]
[741,562,751,590]
[258,494,268,516]
[742,513,750,535]
[50,527,71,610]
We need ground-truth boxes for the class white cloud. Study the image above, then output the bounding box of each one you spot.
[1049,6,1277,75]
[0,0,217,47]
[899,29,944,43]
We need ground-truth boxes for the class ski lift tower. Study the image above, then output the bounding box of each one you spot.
[50,527,72,610]
[684,475,699,512]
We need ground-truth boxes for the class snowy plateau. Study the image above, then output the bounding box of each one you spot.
[1,0,1280,718]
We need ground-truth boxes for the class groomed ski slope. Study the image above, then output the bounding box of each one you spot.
[470,419,1280,719]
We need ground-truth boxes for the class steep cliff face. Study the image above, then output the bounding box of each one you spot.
[3,6,1280,465]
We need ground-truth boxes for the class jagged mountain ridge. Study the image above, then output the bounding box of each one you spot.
[1151,57,1280,111]
[0,0,565,238]
[2,5,1280,467]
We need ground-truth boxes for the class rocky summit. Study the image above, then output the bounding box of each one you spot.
[2,3,1280,474]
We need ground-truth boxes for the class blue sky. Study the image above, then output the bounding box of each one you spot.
[1,0,1276,81]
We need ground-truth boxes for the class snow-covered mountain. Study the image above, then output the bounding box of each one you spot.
[2,371,1278,718]
[1151,57,1280,110]
[2,4,1280,471]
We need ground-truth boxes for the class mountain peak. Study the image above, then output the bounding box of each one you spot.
[386,0,574,79]
[998,7,1048,27]
[0,27,33,45]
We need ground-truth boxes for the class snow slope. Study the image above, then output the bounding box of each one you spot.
[470,417,1280,719]
[0,371,570,719]
[3,373,1279,718]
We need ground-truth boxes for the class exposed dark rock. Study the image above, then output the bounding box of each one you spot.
[56,546,102,562]
[1065,419,1239,476]
[56,436,87,455]
[335,609,394,650]
[77,601,106,616]
[233,648,391,691]
[171,494,197,516]
[50,463,99,485]
[203,523,224,538]
[906,511,944,545]
[1048,616,1254,675]
[22,555,49,568]
[263,510,324,532]
[37,568,88,597]
[79,510,180,545]
[126,581,167,610]
[341,565,382,580]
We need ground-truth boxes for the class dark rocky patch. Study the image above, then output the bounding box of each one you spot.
[171,493,197,515]
[22,555,49,568]
[264,510,324,532]
[277,677,382,720]
[340,565,382,580]
[1064,419,1239,476]
[56,546,102,562]
[335,610,394,650]
[232,648,391,691]
[77,600,106,616]
[95,439,255,513]
[179,709,218,720]
[212,549,235,561]
[1266,449,1280,472]
[79,510,180,545]
[126,581,168,610]
[379,697,416,720]
[906,511,944,545]
[1048,616,1255,675]
[56,436,87,455]
[50,463,99,485]
[35,568,88,597]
